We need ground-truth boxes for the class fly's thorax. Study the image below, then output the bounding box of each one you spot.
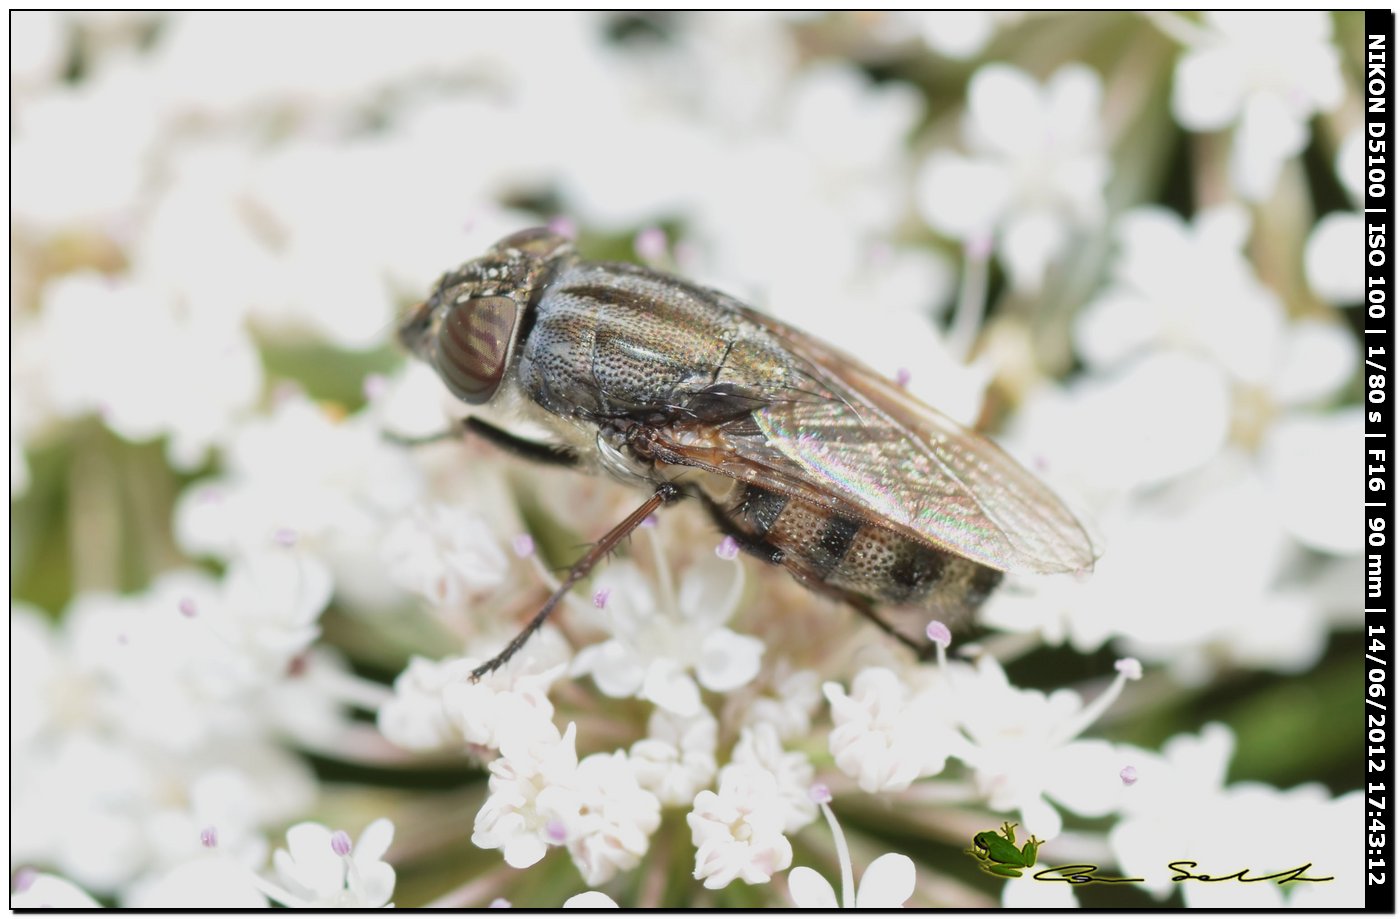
[516,260,805,423]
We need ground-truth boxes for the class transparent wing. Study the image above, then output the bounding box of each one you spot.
[661,306,1096,575]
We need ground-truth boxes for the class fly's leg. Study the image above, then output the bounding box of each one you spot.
[696,496,787,565]
[793,575,928,658]
[464,417,579,467]
[843,595,930,658]
[386,417,580,468]
[470,481,682,681]
[384,429,459,448]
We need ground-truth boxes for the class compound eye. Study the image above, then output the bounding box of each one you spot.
[434,295,519,404]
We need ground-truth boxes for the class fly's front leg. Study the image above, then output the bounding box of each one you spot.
[464,417,579,467]
[385,417,580,468]
[470,481,683,681]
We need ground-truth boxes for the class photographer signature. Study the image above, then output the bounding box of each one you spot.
[1031,862,1334,886]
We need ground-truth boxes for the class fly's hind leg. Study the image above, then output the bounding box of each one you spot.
[839,594,933,660]
[792,575,931,660]
[470,481,683,681]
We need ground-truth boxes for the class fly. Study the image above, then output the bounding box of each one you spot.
[398,228,1096,680]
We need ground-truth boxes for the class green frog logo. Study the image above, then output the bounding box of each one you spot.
[966,822,1043,878]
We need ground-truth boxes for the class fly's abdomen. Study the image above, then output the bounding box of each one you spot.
[717,483,1003,619]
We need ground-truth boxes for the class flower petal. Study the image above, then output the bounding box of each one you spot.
[787,866,839,908]
[855,853,916,908]
[642,660,702,716]
[696,629,764,693]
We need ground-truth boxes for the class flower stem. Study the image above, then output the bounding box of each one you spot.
[817,801,856,909]
[948,237,990,363]
[644,522,678,618]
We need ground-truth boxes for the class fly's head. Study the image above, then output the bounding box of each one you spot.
[399,228,574,405]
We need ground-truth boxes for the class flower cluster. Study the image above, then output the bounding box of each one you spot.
[12,11,1366,908]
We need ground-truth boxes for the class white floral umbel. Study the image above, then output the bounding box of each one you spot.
[917,63,1110,291]
[823,666,963,794]
[572,551,764,717]
[377,630,568,754]
[823,657,1142,840]
[1162,11,1345,201]
[687,764,795,889]
[630,707,720,807]
[472,720,663,885]
[1110,723,1364,907]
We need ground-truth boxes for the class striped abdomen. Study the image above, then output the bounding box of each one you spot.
[714,482,1003,620]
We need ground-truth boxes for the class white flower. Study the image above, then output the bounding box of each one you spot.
[471,720,662,884]
[174,392,424,610]
[207,547,333,677]
[11,56,165,228]
[911,11,1002,60]
[573,556,763,717]
[378,646,564,754]
[917,63,1109,290]
[630,707,719,807]
[735,664,823,741]
[12,582,321,894]
[948,656,1141,839]
[730,724,817,832]
[381,503,510,608]
[563,890,619,908]
[13,730,153,891]
[823,667,960,793]
[1168,12,1344,200]
[10,873,103,909]
[760,241,980,426]
[267,819,396,908]
[138,764,281,871]
[687,764,794,889]
[681,62,922,286]
[1259,409,1365,555]
[1069,203,1358,498]
[444,629,572,749]
[10,603,64,747]
[1075,205,1283,382]
[1009,352,1232,496]
[1110,724,1362,907]
[72,558,329,745]
[378,656,483,752]
[564,750,663,885]
[472,721,585,870]
[124,855,270,908]
[788,788,915,908]
[775,64,923,229]
[33,271,262,469]
[789,853,915,909]
[1305,211,1363,305]
[985,456,1336,674]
